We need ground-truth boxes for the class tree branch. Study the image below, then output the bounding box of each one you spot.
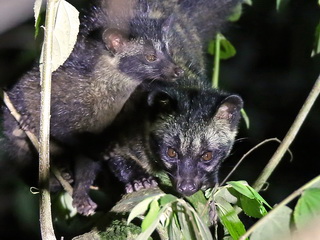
[39,0,59,239]
[253,74,320,192]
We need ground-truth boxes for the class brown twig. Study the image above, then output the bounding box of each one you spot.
[2,90,74,195]
[253,75,320,192]
[220,138,282,186]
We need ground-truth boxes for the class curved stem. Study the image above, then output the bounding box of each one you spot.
[212,33,221,88]
[2,91,39,150]
[220,138,281,186]
[253,75,320,192]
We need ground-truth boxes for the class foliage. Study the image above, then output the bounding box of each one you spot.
[36,0,80,74]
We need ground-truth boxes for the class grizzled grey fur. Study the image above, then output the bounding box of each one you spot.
[103,83,243,196]
[1,0,183,216]
[100,0,243,195]
[71,0,242,212]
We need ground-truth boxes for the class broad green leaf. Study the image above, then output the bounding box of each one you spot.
[127,196,155,224]
[294,188,320,230]
[250,206,292,240]
[186,190,207,208]
[176,204,194,240]
[249,186,272,209]
[168,213,181,240]
[192,208,214,240]
[227,181,254,199]
[243,0,252,5]
[141,199,160,231]
[159,194,177,207]
[214,186,238,204]
[239,195,268,218]
[136,207,167,240]
[40,0,80,73]
[186,190,210,225]
[228,3,242,22]
[208,36,236,60]
[215,197,247,240]
[228,181,272,209]
[311,21,320,57]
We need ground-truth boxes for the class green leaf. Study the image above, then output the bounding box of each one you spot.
[208,36,236,60]
[59,191,77,218]
[223,237,233,240]
[168,213,181,240]
[159,194,177,207]
[136,207,167,240]
[241,108,250,129]
[214,186,238,205]
[127,196,155,224]
[192,208,214,240]
[250,206,292,240]
[228,4,242,22]
[227,181,254,199]
[215,197,247,240]
[311,21,320,57]
[40,0,80,73]
[34,0,42,27]
[176,204,195,240]
[294,188,320,230]
[239,194,268,218]
[141,199,161,231]
[228,181,272,209]
[34,0,43,38]
[243,0,252,5]
[185,190,210,225]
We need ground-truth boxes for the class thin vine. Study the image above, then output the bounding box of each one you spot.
[253,74,320,192]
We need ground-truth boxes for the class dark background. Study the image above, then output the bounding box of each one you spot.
[0,0,319,239]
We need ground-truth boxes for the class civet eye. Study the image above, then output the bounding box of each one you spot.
[145,54,157,62]
[201,151,213,161]
[167,147,177,158]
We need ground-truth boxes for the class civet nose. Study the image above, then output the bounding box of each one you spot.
[173,67,184,78]
[177,179,198,196]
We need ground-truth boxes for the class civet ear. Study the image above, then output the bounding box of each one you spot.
[214,95,243,129]
[102,28,128,54]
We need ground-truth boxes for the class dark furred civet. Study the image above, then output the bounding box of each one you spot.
[96,0,243,196]
[70,0,243,211]
[103,83,243,196]
[130,0,241,78]
[1,0,183,216]
[177,0,242,45]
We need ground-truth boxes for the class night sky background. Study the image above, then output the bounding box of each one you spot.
[0,0,319,239]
